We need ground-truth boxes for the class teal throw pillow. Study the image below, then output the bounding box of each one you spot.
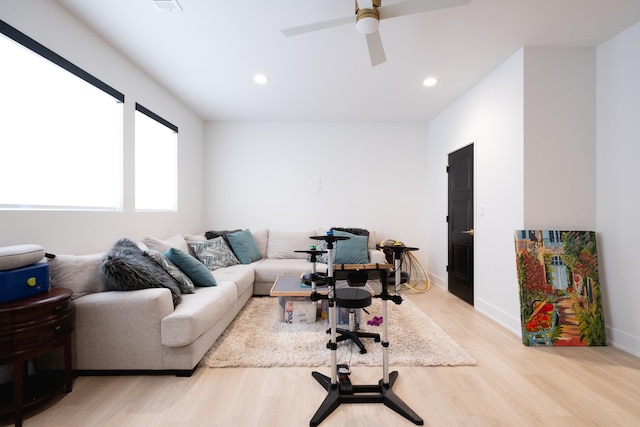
[164,248,217,287]
[333,230,369,264]
[227,229,263,264]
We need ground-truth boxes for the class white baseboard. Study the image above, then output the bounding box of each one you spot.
[474,297,521,337]
[606,326,640,358]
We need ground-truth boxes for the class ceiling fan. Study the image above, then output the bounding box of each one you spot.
[281,0,472,67]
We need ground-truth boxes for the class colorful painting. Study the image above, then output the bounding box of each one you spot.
[514,230,606,347]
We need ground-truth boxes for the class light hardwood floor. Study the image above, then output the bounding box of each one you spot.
[5,286,640,427]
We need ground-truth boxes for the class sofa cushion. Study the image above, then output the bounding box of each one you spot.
[369,249,388,264]
[146,249,195,294]
[267,230,316,259]
[227,229,262,264]
[49,252,108,299]
[211,264,255,298]
[252,258,327,284]
[252,228,269,259]
[189,237,240,270]
[161,283,237,347]
[368,230,378,251]
[101,238,182,307]
[164,248,217,287]
[332,230,369,264]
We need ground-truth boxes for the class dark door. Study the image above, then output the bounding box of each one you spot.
[447,144,474,305]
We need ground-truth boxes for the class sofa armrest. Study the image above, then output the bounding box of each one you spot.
[71,288,175,370]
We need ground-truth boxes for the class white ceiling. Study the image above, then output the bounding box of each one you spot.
[55,0,640,123]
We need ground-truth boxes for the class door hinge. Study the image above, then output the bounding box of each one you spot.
[446,265,449,272]
[446,165,450,173]
[446,215,449,223]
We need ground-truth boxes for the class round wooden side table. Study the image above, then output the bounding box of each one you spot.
[0,288,74,427]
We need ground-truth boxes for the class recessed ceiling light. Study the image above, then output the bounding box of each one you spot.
[253,74,269,85]
[423,77,438,87]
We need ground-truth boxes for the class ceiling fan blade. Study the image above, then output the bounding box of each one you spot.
[281,15,354,37]
[379,0,471,20]
[366,31,386,66]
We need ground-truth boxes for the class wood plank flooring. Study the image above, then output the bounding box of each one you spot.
[4,285,640,426]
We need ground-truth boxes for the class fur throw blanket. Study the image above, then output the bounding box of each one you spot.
[101,238,182,307]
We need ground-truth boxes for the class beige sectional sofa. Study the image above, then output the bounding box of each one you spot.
[40,228,385,376]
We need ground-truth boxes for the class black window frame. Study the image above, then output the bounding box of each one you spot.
[135,103,178,133]
[0,19,124,103]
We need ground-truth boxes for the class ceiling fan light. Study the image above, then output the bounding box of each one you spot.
[356,8,380,34]
[356,16,379,34]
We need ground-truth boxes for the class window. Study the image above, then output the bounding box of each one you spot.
[134,103,178,211]
[0,20,124,211]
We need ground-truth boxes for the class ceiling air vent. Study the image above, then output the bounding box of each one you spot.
[153,0,183,12]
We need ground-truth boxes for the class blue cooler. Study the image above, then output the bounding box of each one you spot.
[0,262,50,303]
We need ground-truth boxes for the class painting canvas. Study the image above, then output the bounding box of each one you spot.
[514,230,606,347]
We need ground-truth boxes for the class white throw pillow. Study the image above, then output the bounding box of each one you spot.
[142,234,189,254]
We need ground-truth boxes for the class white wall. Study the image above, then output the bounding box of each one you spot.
[426,46,598,336]
[523,47,596,229]
[596,22,640,357]
[426,41,640,356]
[0,2,205,254]
[426,49,525,333]
[204,121,430,263]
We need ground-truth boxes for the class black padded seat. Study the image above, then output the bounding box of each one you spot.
[335,287,372,308]
[331,286,380,353]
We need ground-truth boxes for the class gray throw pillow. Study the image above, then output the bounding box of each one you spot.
[189,237,239,270]
[146,249,195,294]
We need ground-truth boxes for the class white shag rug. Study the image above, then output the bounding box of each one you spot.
[202,296,476,368]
